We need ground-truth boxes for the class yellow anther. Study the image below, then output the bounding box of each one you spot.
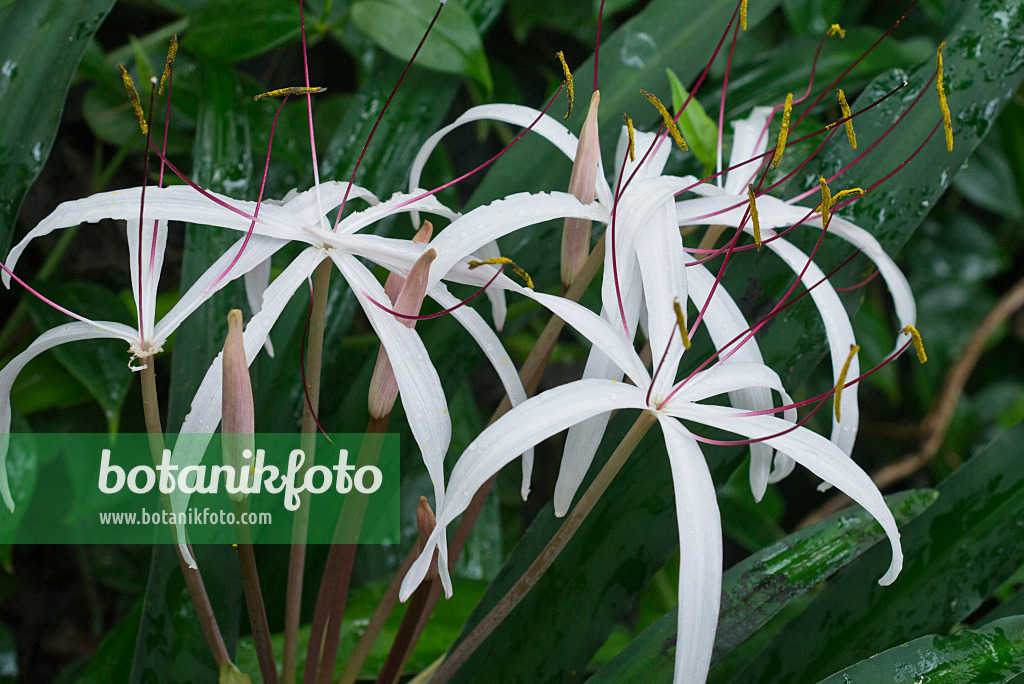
[837,89,856,149]
[826,23,846,38]
[740,0,748,30]
[673,298,692,349]
[468,257,534,290]
[254,86,327,102]
[832,187,864,204]
[118,65,148,135]
[936,41,953,152]
[815,177,862,228]
[623,113,636,162]
[834,344,860,421]
[641,89,688,151]
[157,34,178,95]
[557,51,573,120]
[902,324,927,364]
[747,184,762,249]
[771,93,793,169]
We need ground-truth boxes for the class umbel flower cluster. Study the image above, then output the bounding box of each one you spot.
[0,0,949,681]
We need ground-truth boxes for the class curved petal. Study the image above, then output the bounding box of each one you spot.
[614,127,671,182]
[664,403,902,585]
[330,250,451,516]
[400,380,647,602]
[426,191,608,294]
[244,256,275,357]
[429,284,533,498]
[334,190,457,237]
[170,247,323,566]
[127,219,168,341]
[470,239,507,332]
[724,106,773,195]
[0,321,135,510]
[657,416,722,684]
[409,103,613,210]
[283,181,378,227]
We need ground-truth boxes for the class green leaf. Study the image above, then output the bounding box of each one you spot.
[24,281,135,432]
[350,0,492,91]
[182,0,300,62]
[667,68,718,170]
[0,0,114,256]
[67,600,142,683]
[589,490,938,684]
[730,421,1024,683]
[816,616,1024,684]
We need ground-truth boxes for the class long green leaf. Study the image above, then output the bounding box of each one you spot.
[816,615,1024,684]
[0,0,115,255]
[590,489,938,684]
[730,420,1024,683]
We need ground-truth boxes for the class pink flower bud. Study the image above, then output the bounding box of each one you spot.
[561,90,601,288]
[222,309,254,502]
[416,495,439,580]
[368,245,437,419]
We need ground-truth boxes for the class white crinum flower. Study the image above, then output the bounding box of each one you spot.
[408,100,918,502]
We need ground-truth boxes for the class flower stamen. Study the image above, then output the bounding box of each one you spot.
[623,113,636,162]
[557,51,574,119]
[740,0,748,30]
[826,23,846,38]
[468,257,534,290]
[254,86,327,101]
[118,65,148,135]
[747,183,761,249]
[641,89,688,151]
[834,344,860,421]
[673,298,692,349]
[157,34,178,96]
[902,324,927,363]
[771,92,793,168]
[936,41,953,152]
[837,88,857,149]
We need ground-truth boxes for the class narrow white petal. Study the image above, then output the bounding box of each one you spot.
[614,127,671,181]
[126,219,168,340]
[400,380,647,602]
[244,257,275,357]
[664,404,903,585]
[429,284,533,498]
[0,322,135,510]
[409,103,613,210]
[283,181,379,225]
[330,251,451,514]
[470,240,507,332]
[724,107,774,195]
[334,190,457,237]
[657,417,722,684]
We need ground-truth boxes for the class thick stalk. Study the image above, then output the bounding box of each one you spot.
[374,236,607,677]
[234,502,279,684]
[140,362,230,668]
[283,257,333,684]
[428,411,657,682]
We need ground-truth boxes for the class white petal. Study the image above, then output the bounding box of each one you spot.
[283,181,379,227]
[399,380,647,602]
[0,321,135,510]
[334,189,457,237]
[409,103,613,210]
[426,192,608,294]
[664,404,903,585]
[169,247,323,566]
[429,284,533,498]
[330,250,451,515]
[470,240,507,332]
[127,219,168,341]
[244,256,275,357]
[657,417,722,684]
[724,107,774,195]
[614,127,671,182]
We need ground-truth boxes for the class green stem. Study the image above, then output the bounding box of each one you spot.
[140,362,230,668]
[283,257,333,684]
[429,411,657,682]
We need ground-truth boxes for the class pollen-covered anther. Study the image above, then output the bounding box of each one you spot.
[747,184,761,249]
[254,86,327,102]
[468,257,534,290]
[834,344,860,421]
[815,177,863,229]
[771,93,793,169]
[157,34,178,95]
[623,113,636,162]
[556,51,573,119]
[826,23,846,38]
[118,65,148,135]
[740,0,748,30]
[673,298,692,349]
[901,324,927,364]
[640,89,688,151]
[936,41,953,152]
[838,89,857,149]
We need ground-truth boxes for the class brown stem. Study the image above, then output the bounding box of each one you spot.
[140,362,230,668]
[284,258,333,684]
[234,502,279,684]
[798,274,1024,527]
[364,237,608,677]
[375,581,433,684]
[429,411,657,682]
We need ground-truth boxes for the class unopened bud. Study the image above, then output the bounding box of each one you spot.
[417,496,439,580]
[561,90,601,288]
[222,309,254,503]
[368,247,437,419]
[383,221,433,304]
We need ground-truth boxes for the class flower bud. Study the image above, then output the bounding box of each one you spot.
[368,244,436,419]
[417,495,438,580]
[560,90,601,288]
[222,309,254,503]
